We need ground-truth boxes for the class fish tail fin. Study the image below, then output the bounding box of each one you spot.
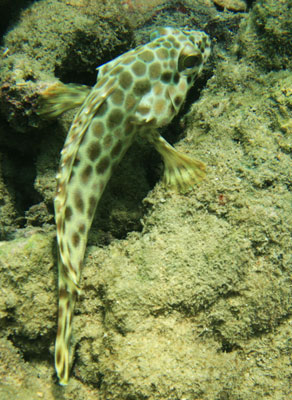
[153,135,206,191]
[55,267,79,386]
[38,82,91,118]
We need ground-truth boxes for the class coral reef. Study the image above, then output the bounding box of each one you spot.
[0,0,291,399]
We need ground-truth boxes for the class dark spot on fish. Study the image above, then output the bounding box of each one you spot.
[59,287,67,299]
[57,323,62,338]
[156,47,169,60]
[138,50,154,63]
[174,95,183,107]
[87,141,101,161]
[149,62,161,79]
[74,190,84,213]
[56,348,62,365]
[111,89,125,105]
[173,72,180,84]
[72,232,80,247]
[58,307,63,321]
[119,71,133,89]
[138,105,150,115]
[107,109,123,129]
[125,93,136,111]
[162,41,171,49]
[133,79,151,96]
[88,195,97,219]
[96,156,110,174]
[73,157,80,167]
[81,165,93,184]
[92,121,104,138]
[103,134,113,148]
[132,61,146,76]
[170,48,177,58]
[111,140,122,158]
[65,206,73,221]
[161,71,172,83]
[57,219,62,232]
[79,223,86,234]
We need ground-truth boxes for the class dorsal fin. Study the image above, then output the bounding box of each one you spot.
[55,76,117,284]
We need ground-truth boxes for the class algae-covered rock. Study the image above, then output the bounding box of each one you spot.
[213,0,247,11]
[0,0,133,132]
[0,0,292,399]
[0,230,56,344]
[0,151,18,237]
[236,0,292,70]
[0,229,104,399]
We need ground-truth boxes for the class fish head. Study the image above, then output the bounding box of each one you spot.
[178,29,211,77]
[134,27,211,127]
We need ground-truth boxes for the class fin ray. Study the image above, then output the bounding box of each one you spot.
[38,82,91,118]
[151,134,206,191]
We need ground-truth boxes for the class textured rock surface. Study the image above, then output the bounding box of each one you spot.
[213,0,247,11]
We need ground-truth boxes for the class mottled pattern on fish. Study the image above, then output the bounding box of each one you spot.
[40,26,211,385]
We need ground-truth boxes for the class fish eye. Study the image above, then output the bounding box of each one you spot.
[183,53,202,69]
[178,48,202,73]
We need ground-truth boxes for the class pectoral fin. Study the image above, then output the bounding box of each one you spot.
[38,82,91,118]
[148,131,206,191]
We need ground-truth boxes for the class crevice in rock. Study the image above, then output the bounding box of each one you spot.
[2,146,42,227]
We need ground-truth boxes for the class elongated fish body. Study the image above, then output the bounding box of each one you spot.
[41,26,211,385]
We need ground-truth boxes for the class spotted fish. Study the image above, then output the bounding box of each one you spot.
[40,26,211,385]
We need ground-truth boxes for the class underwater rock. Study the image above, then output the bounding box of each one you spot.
[213,0,247,11]
[236,0,292,70]
[0,0,133,132]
